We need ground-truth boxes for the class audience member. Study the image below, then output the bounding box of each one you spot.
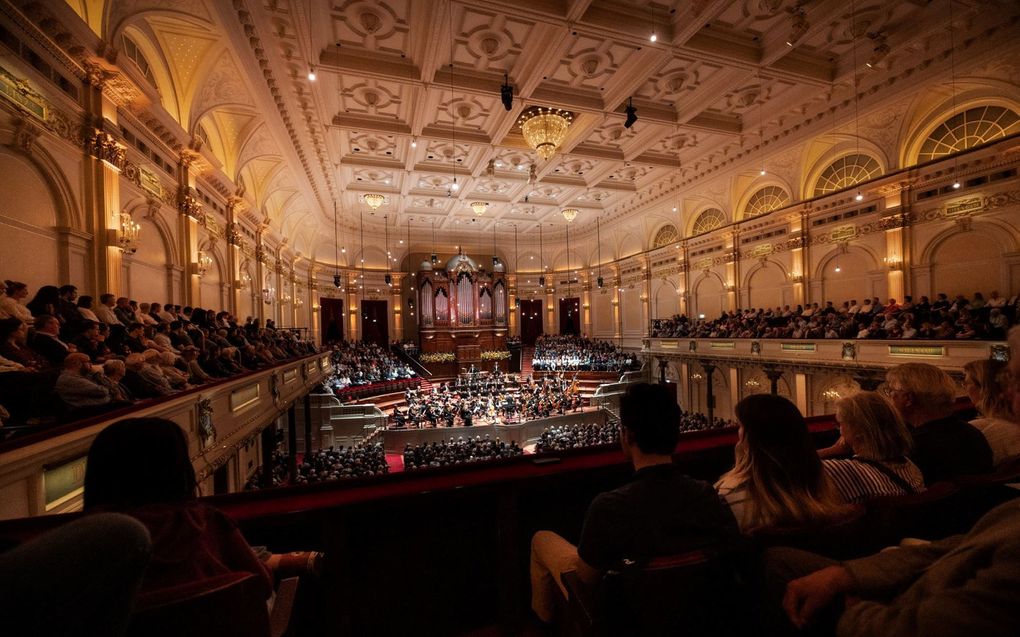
[822,392,925,504]
[884,363,992,483]
[30,315,71,366]
[716,394,846,532]
[53,353,112,413]
[0,281,33,322]
[532,334,638,372]
[402,435,523,470]
[83,417,273,598]
[529,383,740,623]
[963,359,1020,466]
[533,421,619,453]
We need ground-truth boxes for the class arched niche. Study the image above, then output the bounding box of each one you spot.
[651,278,680,319]
[692,271,726,319]
[924,224,1012,297]
[0,149,61,289]
[745,260,790,310]
[127,215,172,302]
[198,245,225,311]
[817,247,885,306]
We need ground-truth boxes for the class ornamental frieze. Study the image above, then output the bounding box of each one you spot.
[83,129,126,169]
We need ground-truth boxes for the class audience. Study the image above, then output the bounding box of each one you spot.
[533,421,619,453]
[0,279,318,427]
[292,444,389,484]
[821,392,925,504]
[884,362,993,483]
[963,359,1020,466]
[651,290,1016,340]
[715,394,846,532]
[328,340,416,390]
[529,383,740,624]
[532,335,638,372]
[402,436,523,470]
[767,326,1020,637]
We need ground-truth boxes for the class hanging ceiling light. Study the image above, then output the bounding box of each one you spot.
[518,106,574,160]
[470,201,488,215]
[561,207,579,222]
[362,193,386,210]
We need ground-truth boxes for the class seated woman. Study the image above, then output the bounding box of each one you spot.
[83,417,273,598]
[822,392,925,504]
[963,359,1020,466]
[715,394,846,532]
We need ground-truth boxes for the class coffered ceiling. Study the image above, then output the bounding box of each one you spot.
[55,0,1019,265]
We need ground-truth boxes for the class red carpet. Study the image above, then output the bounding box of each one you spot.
[386,453,404,473]
[521,346,535,376]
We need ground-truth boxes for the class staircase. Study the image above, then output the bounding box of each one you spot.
[418,378,434,393]
[521,346,535,377]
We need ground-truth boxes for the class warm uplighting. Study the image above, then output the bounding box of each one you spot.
[307,68,316,81]
[470,201,488,215]
[561,207,578,222]
[518,106,574,160]
[362,193,386,210]
[855,192,864,201]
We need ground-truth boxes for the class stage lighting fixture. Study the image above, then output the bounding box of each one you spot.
[500,74,513,111]
[624,98,638,128]
[333,274,342,288]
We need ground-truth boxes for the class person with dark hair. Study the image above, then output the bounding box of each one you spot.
[25,285,60,318]
[716,394,845,532]
[84,417,273,598]
[113,297,136,326]
[529,382,740,623]
[76,295,99,323]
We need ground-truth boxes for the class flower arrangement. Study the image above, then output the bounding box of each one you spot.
[420,352,455,363]
[481,350,511,361]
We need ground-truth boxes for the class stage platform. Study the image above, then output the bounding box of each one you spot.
[380,407,607,453]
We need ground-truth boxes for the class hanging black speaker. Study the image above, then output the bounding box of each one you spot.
[597,276,604,289]
[385,273,392,286]
[538,275,545,287]
[430,253,438,265]
[408,297,415,308]
[333,274,342,288]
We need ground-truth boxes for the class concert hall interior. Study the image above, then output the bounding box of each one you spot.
[1,0,1020,635]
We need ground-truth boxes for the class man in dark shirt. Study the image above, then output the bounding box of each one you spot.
[884,362,992,483]
[529,383,739,623]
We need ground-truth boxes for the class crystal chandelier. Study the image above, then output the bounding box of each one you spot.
[561,207,578,222]
[518,106,573,160]
[470,201,488,215]
[362,193,386,210]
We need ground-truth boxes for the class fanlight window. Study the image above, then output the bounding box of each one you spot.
[744,186,790,218]
[653,224,680,247]
[121,35,157,88]
[917,106,1020,162]
[813,154,882,197]
[691,209,725,237]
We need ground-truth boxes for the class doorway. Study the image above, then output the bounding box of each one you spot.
[559,297,581,335]
[320,298,344,345]
[361,299,389,346]
[519,299,543,346]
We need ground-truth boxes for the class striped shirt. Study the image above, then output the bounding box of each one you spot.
[823,457,925,504]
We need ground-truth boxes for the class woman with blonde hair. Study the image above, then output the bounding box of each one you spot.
[716,394,846,532]
[963,359,1019,466]
[823,392,925,503]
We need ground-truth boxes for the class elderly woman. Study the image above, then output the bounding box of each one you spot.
[822,392,925,503]
[157,351,189,389]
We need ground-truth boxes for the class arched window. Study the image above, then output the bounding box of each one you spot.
[744,186,790,218]
[121,35,157,88]
[653,224,680,247]
[813,154,882,197]
[691,208,725,236]
[917,106,1020,162]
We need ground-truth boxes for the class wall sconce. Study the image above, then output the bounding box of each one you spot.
[117,212,141,254]
[789,272,804,283]
[823,388,841,401]
[744,378,761,389]
[195,251,213,277]
[262,287,275,304]
[725,284,736,292]
[690,372,704,381]
[237,272,252,290]
[883,256,902,271]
